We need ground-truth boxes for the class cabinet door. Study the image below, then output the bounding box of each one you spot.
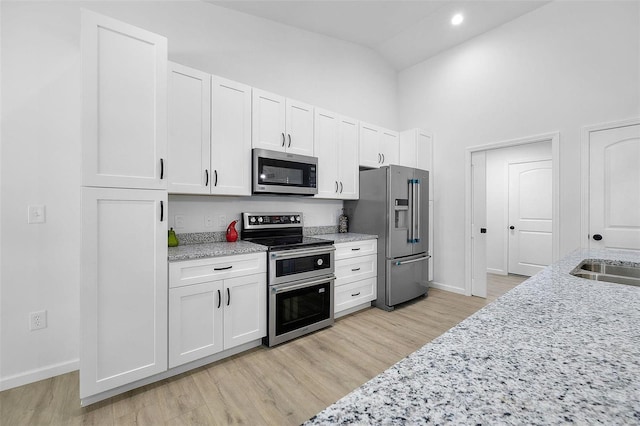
[314,109,340,198]
[167,62,211,194]
[211,76,252,195]
[252,89,286,151]
[285,99,314,156]
[82,10,167,190]
[399,129,417,168]
[80,188,167,400]
[223,274,267,350]
[169,281,224,368]
[416,130,433,172]
[337,116,359,199]
[359,123,382,168]
[380,130,399,166]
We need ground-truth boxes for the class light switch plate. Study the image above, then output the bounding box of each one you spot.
[28,205,46,224]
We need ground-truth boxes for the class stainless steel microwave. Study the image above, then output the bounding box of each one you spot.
[252,148,318,195]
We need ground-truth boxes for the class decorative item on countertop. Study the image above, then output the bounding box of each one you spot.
[338,209,349,233]
[168,228,179,247]
[226,220,238,242]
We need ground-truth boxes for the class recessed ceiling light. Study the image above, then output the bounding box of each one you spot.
[451,13,464,26]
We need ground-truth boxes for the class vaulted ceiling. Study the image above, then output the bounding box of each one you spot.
[208,1,549,70]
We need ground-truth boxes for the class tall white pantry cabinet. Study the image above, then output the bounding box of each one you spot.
[80,11,168,404]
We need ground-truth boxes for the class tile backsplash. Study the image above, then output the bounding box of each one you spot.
[168,194,343,234]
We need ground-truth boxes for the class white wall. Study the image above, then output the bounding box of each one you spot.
[398,1,640,293]
[0,1,397,389]
[485,142,552,275]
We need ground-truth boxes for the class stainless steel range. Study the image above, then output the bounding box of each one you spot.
[241,212,335,347]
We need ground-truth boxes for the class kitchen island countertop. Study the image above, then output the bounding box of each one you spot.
[306,248,640,424]
[315,233,378,243]
[168,240,267,262]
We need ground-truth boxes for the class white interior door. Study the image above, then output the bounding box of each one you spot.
[508,160,552,276]
[471,151,487,297]
[589,123,640,250]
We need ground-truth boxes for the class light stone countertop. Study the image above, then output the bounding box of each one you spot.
[315,233,378,243]
[305,248,640,425]
[168,240,267,262]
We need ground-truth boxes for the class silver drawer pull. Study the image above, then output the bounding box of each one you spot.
[351,248,361,251]
[351,292,361,297]
[214,265,233,271]
[351,267,361,272]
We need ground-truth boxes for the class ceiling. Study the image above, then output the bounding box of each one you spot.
[207,1,549,70]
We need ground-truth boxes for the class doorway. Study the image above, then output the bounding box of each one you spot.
[582,119,640,251]
[466,133,560,297]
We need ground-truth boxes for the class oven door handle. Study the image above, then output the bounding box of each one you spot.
[271,276,334,294]
[270,245,335,260]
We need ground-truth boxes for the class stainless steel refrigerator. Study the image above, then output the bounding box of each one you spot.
[345,165,429,311]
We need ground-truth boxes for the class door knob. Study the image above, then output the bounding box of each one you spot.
[509,226,515,230]
[593,234,603,241]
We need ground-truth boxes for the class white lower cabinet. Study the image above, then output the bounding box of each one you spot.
[169,253,267,368]
[80,188,168,401]
[334,239,377,318]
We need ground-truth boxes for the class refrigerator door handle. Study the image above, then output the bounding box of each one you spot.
[409,178,420,244]
[414,179,421,243]
[395,255,430,266]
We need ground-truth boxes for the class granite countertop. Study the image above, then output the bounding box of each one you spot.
[316,233,378,243]
[168,241,267,262]
[306,248,640,424]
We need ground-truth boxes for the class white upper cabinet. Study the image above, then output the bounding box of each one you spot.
[314,109,359,199]
[168,62,211,194]
[400,128,434,198]
[359,122,398,168]
[210,76,252,195]
[82,10,167,190]
[167,63,251,196]
[252,89,314,156]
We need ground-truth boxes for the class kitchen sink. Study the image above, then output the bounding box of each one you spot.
[570,259,640,287]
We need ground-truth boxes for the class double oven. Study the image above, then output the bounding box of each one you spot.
[241,213,335,346]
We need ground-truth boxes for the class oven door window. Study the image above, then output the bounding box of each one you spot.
[276,253,331,278]
[258,157,316,188]
[275,281,331,336]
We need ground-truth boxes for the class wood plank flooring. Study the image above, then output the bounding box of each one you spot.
[0,274,526,425]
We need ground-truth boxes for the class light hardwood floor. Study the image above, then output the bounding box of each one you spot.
[0,274,526,426]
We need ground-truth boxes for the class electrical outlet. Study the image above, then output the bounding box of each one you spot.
[29,310,47,331]
[204,216,213,228]
[174,215,185,230]
[28,205,46,224]
[218,215,226,228]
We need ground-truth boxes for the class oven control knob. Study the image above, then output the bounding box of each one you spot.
[290,216,295,222]
[296,216,301,222]
[250,217,256,223]
[317,259,323,266]
[257,217,263,223]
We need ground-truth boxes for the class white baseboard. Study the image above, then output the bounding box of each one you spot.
[429,281,467,295]
[487,268,507,276]
[0,359,79,391]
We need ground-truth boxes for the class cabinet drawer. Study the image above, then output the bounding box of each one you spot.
[169,253,266,288]
[335,277,376,313]
[335,254,376,285]
[334,239,377,260]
